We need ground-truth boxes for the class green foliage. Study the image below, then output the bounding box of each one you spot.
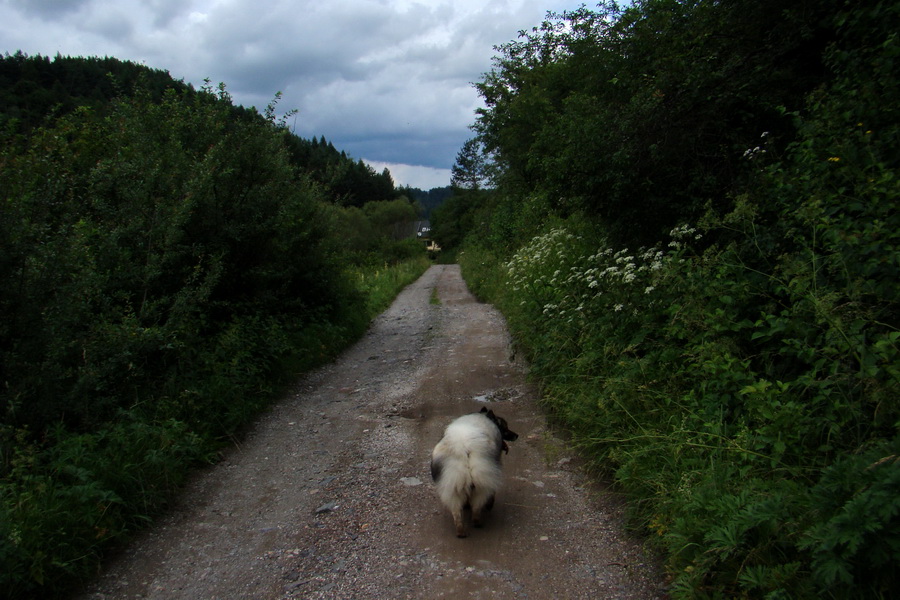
[363,198,420,241]
[0,51,197,133]
[350,256,432,317]
[0,82,351,435]
[331,198,426,265]
[0,66,425,597]
[430,190,487,250]
[0,52,401,212]
[465,205,898,597]
[457,0,900,597]
[282,135,399,207]
[473,0,842,244]
[451,138,494,190]
[800,446,900,594]
[404,185,452,219]
[1,419,206,597]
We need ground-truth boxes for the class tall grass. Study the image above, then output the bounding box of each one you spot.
[350,255,432,317]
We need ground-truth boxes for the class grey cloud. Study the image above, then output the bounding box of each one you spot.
[145,0,192,28]
[337,130,467,171]
[191,2,409,93]
[79,4,135,43]
[8,0,88,19]
[1,0,580,175]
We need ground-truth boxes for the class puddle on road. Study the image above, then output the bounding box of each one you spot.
[471,388,522,405]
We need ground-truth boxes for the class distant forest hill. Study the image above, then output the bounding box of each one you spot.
[0,51,451,211]
[404,186,452,219]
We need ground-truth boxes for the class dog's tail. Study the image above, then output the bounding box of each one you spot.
[433,445,501,511]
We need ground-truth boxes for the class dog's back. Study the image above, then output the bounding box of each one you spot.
[430,408,517,537]
[431,413,504,506]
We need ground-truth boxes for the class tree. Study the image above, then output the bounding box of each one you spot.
[431,192,484,250]
[363,198,419,240]
[450,138,492,190]
[472,0,843,243]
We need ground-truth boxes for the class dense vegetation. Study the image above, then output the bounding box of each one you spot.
[445,0,899,597]
[0,54,432,598]
[406,185,453,219]
[0,51,403,210]
[0,52,195,128]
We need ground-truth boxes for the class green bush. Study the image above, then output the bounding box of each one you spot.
[0,80,427,597]
[1,419,206,597]
[454,1,899,596]
[0,82,358,435]
[351,255,431,317]
[464,207,898,597]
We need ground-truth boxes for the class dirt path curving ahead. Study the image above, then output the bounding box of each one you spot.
[80,265,667,599]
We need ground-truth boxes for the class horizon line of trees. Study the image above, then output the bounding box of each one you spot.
[0,51,459,209]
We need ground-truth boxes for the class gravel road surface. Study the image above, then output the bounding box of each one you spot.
[80,265,667,599]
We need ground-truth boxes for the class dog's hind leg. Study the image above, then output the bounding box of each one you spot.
[452,506,467,538]
[471,505,484,529]
[472,498,494,529]
[470,489,495,528]
[443,491,468,537]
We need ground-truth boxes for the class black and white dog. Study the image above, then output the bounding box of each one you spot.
[430,407,518,537]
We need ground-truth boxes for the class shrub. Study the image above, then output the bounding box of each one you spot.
[464,207,897,597]
[0,419,206,597]
[456,2,899,596]
[0,82,384,597]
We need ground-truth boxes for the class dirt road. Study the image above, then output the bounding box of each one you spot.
[80,265,666,599]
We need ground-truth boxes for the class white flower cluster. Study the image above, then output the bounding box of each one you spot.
[742,146,766,160]
[742,131,770,161]
[668,224,703,250]
[505,228,580,294]
[505,225,695,326]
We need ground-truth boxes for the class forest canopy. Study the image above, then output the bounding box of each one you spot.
[0,51,403,207]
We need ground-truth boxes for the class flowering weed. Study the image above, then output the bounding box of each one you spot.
[502,224,692,363]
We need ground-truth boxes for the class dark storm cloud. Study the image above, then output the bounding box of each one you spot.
[7,0,87,19]
[0,0,580,187]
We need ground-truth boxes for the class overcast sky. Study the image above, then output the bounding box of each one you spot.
[0,0,585,189]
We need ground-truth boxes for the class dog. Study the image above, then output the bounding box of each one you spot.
[430,407,519,537]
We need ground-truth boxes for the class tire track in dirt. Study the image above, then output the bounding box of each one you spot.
[80,265,666,599]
